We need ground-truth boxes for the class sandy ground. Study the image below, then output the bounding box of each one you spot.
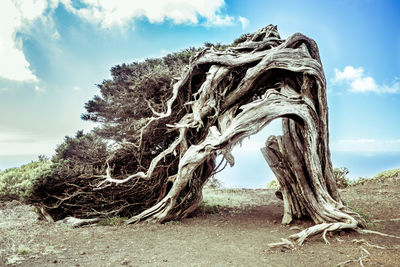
[1,178,399,267]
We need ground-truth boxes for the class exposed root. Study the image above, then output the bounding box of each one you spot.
[125,197,172,224]
[36,206,54,222]
[290,221,359,245]
[56,217,100,228]
[268,220,359,249]
[358,229,400,240]
[269,222,400,253]
[336,246,370,267]
[352,239,386,250]
[335,238,399,266]
[372,217,400,223]
[267,238,296,250]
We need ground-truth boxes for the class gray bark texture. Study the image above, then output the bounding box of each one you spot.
[100,25,366,242]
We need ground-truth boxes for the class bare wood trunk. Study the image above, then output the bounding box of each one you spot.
[91,25,366,243]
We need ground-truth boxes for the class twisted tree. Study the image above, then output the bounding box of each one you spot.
[32,25,368,245]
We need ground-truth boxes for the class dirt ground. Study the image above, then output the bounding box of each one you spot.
[1,177,399,267]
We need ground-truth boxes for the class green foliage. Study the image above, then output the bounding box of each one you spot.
[373,168,400,180]
[98,216,128,226]
[205,176,223,189]
[52,130,108,176]
[204,42,229,51]
[333,167,351,188]
[0,158,53,201]
[81,48,199,142]
[232,33,252,46]
[352,207,372,223]
[0,130,108,208]
[198,201,219,214]
[266,179,280,189]
[17,245,31,255]
[349,168,399,186]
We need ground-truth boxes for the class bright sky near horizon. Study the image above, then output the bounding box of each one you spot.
[1,0,399,187]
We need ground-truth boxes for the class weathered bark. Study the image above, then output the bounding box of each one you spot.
[36,25,367,243]
[116,25,365,234]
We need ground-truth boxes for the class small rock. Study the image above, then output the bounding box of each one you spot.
[121,259,129,265]
[79,251,86,255]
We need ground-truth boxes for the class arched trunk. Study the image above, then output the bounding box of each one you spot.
[36,25,368,244]
[121,25,366,230]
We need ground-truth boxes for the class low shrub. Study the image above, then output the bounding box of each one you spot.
[205,176,223,189]
[373,168,400,180]
[98,216,128,226]
[266,179,280,189]
[351,168,400,186]
[197,201,219,214]
[0,158,53,201]
[333,167,352,188]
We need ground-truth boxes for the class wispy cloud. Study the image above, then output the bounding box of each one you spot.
[34,85,45,92]
[331,138,400,153]
[238,16,249,29]
[61,0,235,28]
[0,129,58,156]
[0,0,46,82]
[332,66,399,94]
[0,0,240,86]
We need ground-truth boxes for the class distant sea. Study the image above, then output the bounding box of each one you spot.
[216,151,400,188]
[1,152,399,188]
[0,155,47,171]
[330,151,400,180]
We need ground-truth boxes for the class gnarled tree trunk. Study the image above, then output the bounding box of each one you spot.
[37,25,367,244]
[117,25,365,236]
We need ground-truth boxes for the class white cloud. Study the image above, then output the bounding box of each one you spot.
[333,66,399,94]
[331,138,400,153]
[230,119,283,157]
[238,16,249,29]
[73,85,81,91]
[34,85,45,92]
[52,29,60,40]
[0,129,58,156]
[0,0,49,82]
[61,0,234,28]
[1,0,239,85]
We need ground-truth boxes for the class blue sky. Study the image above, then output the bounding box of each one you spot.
[1,0,399,187]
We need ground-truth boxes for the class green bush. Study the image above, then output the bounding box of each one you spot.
[51,130,108,177]
[352,207,372,223]
[98,216,128,226]
[266,179,280,189]
[0,158,53,201]
[333,167,351,188]
[205,176,223,189]
[373,168,400,180]
[197,201,219,214]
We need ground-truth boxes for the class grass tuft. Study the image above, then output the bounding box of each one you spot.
[352,207,372,223]
[17,245,31,255]
[197,201,219,214]
[98,216,128,226]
